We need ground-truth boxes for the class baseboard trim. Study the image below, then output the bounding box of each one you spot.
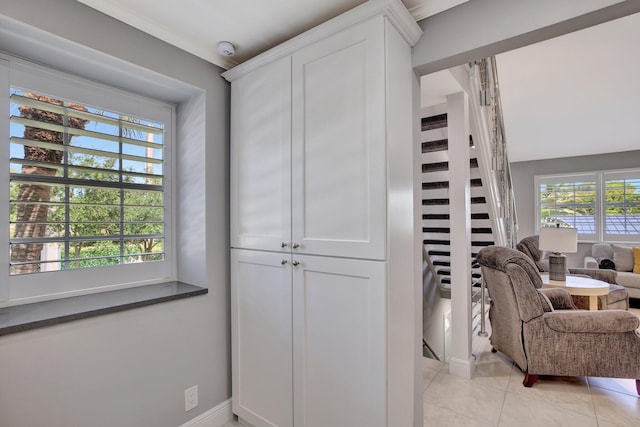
[180,398,233,427]
[448,356,475,379]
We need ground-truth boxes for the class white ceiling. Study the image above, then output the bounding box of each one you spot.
[77,0,639,163]
[77,0,468,69]
[495,12,640,162]
[421,11,640,162]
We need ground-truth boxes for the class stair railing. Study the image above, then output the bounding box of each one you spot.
[465,57,518,248]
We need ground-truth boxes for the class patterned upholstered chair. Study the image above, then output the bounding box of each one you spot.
[516,235,629,310]
[477,246,640,393]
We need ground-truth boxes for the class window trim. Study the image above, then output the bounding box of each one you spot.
[3,54,177,305]
[535,168,640,243]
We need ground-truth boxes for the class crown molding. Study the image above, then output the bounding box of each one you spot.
[222,0,421,82]
[408,0,469,21]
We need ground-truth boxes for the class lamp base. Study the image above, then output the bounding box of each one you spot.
[548,253,567,281]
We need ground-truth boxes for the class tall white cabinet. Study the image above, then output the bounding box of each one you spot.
[224,1,422,426]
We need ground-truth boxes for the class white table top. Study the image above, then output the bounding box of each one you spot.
[540,273,610,296]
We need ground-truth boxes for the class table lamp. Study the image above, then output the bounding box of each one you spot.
[539,226,578,281]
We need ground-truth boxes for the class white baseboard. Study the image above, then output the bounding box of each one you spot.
[180,398,233,427]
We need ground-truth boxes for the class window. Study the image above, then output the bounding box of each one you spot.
[3,57,174,302]
[536,169,640,242]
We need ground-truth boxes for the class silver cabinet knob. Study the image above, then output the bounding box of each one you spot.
[292,243,300,249]
[281,259,288,265]
[281,242,288,248]
[292,260,300,266]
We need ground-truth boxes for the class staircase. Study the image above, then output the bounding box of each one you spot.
[421,111,494,331]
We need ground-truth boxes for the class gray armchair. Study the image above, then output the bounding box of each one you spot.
[516,235,629,310]
[477,246,640,393]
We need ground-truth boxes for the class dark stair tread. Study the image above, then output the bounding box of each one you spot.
[470,178,483,187]
[441,277,451,284]
[472,241,494,247]
[422,114,447,131]
[428,250,450,256]
[437,269,451,276]
[471,213,490,220]
[422,198,449,206]
[422,162,448,173]
[470,158,479,168]
[423,227,450,233]
[424,239,450,245]
[471,196,487,204]
[433,260,450,266]
[422,139,448,153]
[472,227,493,234]
[422,181,449,190]
[423,213,450,220]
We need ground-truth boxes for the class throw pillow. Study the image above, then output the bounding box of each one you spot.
[613,245,634,272]
[634,247,640,274]
[598,258,616,270]
[592,243,614,260]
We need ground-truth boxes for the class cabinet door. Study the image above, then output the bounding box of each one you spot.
[292,255,386,427]
[231,57,292,252]
[231,249,293,427]
[291,18,386,260]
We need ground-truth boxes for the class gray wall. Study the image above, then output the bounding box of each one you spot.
[0,1,230,426]
[511,150,640,267]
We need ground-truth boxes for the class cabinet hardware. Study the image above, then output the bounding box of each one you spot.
[281,259,288,265]
[292,260,300,266]
[281,242,288,248]
[292,243,300,249]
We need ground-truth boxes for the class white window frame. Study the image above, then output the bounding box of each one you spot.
[535,168,640,243]
[2,54,176,304]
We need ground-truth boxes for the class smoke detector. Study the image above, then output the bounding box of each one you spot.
[217,41,235,57]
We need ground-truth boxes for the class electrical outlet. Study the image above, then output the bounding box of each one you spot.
[185,385,198,411]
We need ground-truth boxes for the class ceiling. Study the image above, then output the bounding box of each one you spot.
[422,11,640,163]
[76,0,468,69]
[76,0,639,163]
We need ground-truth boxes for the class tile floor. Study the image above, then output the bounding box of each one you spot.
[224,307,640,427]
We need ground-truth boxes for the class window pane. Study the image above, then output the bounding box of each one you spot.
[539,180,596,235]
[9,88,166,276]
[605,178,640,236]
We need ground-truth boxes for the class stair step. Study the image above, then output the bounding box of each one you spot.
[470,158,479,168]
[423,213,450,220]
[470,178,483,187]
[441,277,451,284]
[428,250,450,256]
[437,269,450,276]
[471,227,493,234]
[422,161,448,173]
[471,241,494,247]
[422,113,447,131]
[424,239,450,245]
[422,181,449,190]
[422,139,448,153]
[422,198,449,206]
[471,213,490,220]
[423,227,450,233]
[471,196,487,204]
[433,260,450,266]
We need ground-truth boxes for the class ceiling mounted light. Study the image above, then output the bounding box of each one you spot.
[217,41,235,57]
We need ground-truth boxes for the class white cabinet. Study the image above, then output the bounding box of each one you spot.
[230,57,291,253]
[291,18,386,260]
[224,1,422,426]
[292,255,386,427]
[231,249,293,427]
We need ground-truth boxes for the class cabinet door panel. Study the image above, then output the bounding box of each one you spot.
[231,249,293,427]
[231,57,291,252]
[292,19,386,260]
[292,255,386,427]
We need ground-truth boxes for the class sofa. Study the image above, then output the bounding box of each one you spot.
[517,235,629,310]
[585,243,640,299]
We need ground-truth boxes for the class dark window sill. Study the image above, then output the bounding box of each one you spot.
[0,281,207,336]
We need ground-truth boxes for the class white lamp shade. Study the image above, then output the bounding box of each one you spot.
[539,227,578,253]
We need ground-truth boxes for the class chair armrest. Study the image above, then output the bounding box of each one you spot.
[584,256,599,269]
[544,310,640,333]
[538,288,576,310]
[569,268,617,284]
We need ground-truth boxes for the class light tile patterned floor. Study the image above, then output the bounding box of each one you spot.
[225,308,640,427]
